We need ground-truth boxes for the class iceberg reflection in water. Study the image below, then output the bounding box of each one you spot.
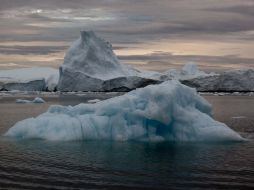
[5,81,243,142]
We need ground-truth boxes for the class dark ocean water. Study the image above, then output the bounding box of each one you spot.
[0,94,253,189]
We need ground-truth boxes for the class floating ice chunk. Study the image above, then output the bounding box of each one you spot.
[87,99,101,103]
[33,97,45,103]
[16,97,45,104]
[6,81,243,142]
[231,116,246,119]
[16,99,32,104]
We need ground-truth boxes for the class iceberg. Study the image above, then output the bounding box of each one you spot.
[2,79,46,91]
[0,67,59,91]
[162,63,216,81]
[58,31,160,91]
[5,81,243,142]
[182,69,254,92]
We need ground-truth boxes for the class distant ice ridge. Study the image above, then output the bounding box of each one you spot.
[162,63,217,80]
[182,69,254,92]
[5,81,243,142]
[0,67,59,91]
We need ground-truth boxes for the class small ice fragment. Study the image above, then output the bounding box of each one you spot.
[87,99,101,103]
[33,97,45,103]
[16,99,32,104]
[16,97,45,104]
[231,116,246,119]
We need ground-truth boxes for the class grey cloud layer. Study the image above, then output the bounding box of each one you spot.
[0,45,68,55]
[1,0,254,70]
[120,52,254,65]
[2,0,254,40]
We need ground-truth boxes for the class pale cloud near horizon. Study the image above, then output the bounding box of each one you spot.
[0,0,254,71]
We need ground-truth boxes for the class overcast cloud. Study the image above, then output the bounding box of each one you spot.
[0,0,254,71]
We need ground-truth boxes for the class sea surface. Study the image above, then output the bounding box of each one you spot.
[0,93,253,189]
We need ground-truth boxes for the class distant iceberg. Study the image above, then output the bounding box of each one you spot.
[182,69,254,92]
[58,31,159,92]
[0,67,59,91]
[162,63,217,81]
[5,81,243,142]
[1,30,253,93]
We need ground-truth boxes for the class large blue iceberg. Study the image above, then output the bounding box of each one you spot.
[5,81,243,142]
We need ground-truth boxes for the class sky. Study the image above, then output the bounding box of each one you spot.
[1,0,254,72]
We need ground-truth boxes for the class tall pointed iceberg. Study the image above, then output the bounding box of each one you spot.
[58,31,157,91]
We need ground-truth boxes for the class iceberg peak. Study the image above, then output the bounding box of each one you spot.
[80,31,95,41]
[57,31,158,92]
[182,63,202,75]
[62,30,122,76]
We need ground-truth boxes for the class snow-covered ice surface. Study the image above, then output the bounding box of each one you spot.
[16,97,45,104]
[5,81,243,142]
[0,67,59,91]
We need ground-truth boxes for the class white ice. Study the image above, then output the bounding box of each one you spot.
[0,67,59,91]
[16,99,32,104]
[163,63,217,80]
[182,69,254,92]
[59,31,138,81]
[57,31,161,91]
[6,81,243,142]
[33,97,45,103]
[87,99,101,103]
[16,97,45,104]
